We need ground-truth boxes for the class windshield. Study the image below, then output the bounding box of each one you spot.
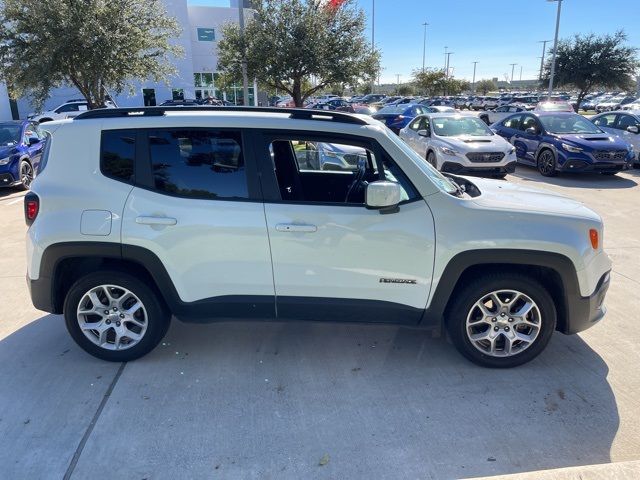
[377,105,406,114]
[431,116,493,137]
[539,114,603,134]
[0,124,21,147]
[386,129,459,195]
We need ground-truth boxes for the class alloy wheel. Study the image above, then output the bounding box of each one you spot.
[538,151,555,176]
[20,162,33,188]
[76,284,148,351]
[465,289,542,357]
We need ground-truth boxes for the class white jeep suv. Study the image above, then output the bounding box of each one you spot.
[26,107,611,368]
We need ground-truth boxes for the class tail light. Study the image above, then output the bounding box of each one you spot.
[24,193,39,226]
[393,115,406,123]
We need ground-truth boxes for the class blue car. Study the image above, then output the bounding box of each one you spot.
[372,104,426,134]
[0,120,48,189]
[491,111,634,176]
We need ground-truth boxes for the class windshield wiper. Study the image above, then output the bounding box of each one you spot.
[442,173,465,197]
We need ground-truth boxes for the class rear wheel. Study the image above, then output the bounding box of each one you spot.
[64,271,170,361]
[536,149,557,177]
[446,273,556,368]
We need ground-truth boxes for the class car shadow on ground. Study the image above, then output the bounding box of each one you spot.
[510,165,638,189]
[0,186,25,199]
[2,316,619,479]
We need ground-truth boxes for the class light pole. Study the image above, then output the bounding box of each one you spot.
[538,40,551,80]
[422,22,429,72]
[371,0,375,93]
[472,61,478,92]
[510,63,517,86]
[396,73,401,93]
[444,46,448,72]
[519,65,523,82]
[237,1,250,106]
[445,52,454,95]
[547,0,563,97]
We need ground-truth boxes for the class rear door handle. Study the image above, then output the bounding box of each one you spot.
[136,216,177,226]
[275,223,317,233]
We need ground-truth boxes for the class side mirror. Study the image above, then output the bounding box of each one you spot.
[27,137,40,146]
[627,125,639,134]
[417,129,430,137]
[366,181,401,211]
[525,127,538,135]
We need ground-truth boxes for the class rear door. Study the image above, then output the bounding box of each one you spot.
[255,131,435,325]
[614,114,640,154]
[120,127,275,319]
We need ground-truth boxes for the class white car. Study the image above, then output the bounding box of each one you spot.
[478,105,528,125]
[592,111,640,166]
[595,96,637,113]
[400,113,517,177]
[28,99,116,123]
[27,106,611,368]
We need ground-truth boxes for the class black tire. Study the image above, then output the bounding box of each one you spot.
[18,159,33,190]
[600,171,618,176]
[492,173,507,179]
[536,149,557,177]
[446,273,556,368]
[426,151,438,169]
[63,270,171,362]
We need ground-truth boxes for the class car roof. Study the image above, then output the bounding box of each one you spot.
[424,112,482,119]
[531,111,577,117]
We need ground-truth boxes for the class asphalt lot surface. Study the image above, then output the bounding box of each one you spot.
[1,166,639,479]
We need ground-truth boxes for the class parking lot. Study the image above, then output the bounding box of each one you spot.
[1,167,640,479]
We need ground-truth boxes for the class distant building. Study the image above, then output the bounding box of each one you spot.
[0,0,258,120]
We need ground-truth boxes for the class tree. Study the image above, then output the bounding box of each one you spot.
[412,68,447,96]
[0,0,182,109]
[217,0,380,107]
[445,79,470,95]
[475,79,497,95]
[541,31,639,109]
[397,84,414,96]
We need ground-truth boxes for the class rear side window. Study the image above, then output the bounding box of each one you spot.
[101,130,136,182]
[148,129,248,200]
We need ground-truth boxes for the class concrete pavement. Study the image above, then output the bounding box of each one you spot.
[0,168,639,479]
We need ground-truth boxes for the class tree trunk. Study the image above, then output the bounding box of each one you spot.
[576,91,587,112]
[292,78,303,107]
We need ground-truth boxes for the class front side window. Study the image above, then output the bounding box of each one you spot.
[592,114,617,128]
[502,114,522,130]
[101,130,136,182]
[617,114,640,130]
[56,103,83,113]
[149,129,247,200]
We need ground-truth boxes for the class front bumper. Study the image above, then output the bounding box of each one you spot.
[563,271,610,334]
[0,172,19,187]
[559,158,629,173]
[441,161,517,176]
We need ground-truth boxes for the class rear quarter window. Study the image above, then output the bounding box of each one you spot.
[100,130,136,182]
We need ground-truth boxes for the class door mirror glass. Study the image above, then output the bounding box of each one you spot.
[627,125,639,134]
[366,180,401,210]
[417,129,430,137]
[525,127,538,135]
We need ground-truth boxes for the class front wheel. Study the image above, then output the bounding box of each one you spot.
[18,160,34,190]
[446,273,556,368]
[64,271,171,361]
[537,149,557,177]
[426,151,438,169]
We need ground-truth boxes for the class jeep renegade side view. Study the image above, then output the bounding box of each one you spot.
[25,107,611,368]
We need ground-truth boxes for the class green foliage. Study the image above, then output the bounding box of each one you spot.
[217,0,380,107]
[397,84,414,96]
[542,31,639,106]
[0,0,182,109]
[475,79,497,95]
[412,69,470,95]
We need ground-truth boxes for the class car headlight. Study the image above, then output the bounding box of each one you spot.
[0,156,12,165]
[561,143,583,153]
[439,146,459,156]
[508,146,516,155]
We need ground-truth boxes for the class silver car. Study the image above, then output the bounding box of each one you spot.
[591,111,640,165]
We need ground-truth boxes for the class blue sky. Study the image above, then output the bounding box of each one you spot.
[191,0,640,84]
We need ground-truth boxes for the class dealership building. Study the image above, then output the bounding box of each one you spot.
[0,0,258,121]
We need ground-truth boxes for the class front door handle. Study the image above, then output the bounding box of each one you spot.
[275,223,317,233]
[136,216,177,226]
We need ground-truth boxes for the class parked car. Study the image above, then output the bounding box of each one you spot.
[358,94,387,105]
[293,142,368,171]
[591,111,640,166]
[595,96,637,113]
[622,101,640,111]
[478,105,528,125]
[424,106,456,113]
[0,120,48,189]
[28,99,115,123]
[160,99,201,107]
[26,106,612,368]
[400,113,517,177]
[308,98,350,110]
[492,111,634,176]
[534,101,574,113]
[371,104,426,134]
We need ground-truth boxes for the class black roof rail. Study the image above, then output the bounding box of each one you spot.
[74,106,369,125]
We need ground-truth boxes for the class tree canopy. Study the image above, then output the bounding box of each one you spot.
[412,69,470,96]
[475,79,497,95]
[0,0,182,109]
[542,31,639,107]
[217,0,380,107]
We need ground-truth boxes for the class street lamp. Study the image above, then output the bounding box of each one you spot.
[547,0,563,97]
[538,40,551,80]
[445,52,454,95]
[510,63,517,85]
[371,0,375,92]
[422,22,429,72]
[472,61,478,92]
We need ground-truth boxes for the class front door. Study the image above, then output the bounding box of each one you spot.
[120,127,275,319]
[255,132,436,325]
